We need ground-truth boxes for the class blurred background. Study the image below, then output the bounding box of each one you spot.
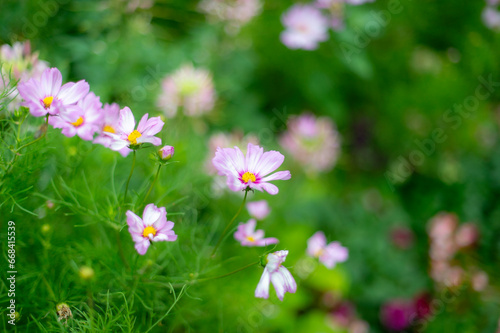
[1,0,500,332]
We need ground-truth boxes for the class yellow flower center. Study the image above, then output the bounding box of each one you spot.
[128,130,142,145]
[314,249,324,257]
[242,171,256,183]
[71,117,84,127]
[103,125,115,133]
[246,236,256,242]
[142,226,157,238]
[43,96,54,109]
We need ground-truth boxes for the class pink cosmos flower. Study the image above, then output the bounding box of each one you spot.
[279,112,340,173]
[49,92,103,141]
[159,145,175,161]
[157,64,215,118]
[483,6,500,30]
[93,103,130,157]
[255,250,297,301]
[126,203,178,255]
[280,5,329,50]
[234,219,278,247]
[199,0,262,33]
[105,107,164,153]
[0,41,48,82]
[246,200,270,220]
[307,231,348,269]
[212,143,291,195]
[17,67,89,117]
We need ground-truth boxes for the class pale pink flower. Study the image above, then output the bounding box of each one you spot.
[234,219,278,247]
[158,145,175,161]
[93,103,131,157]
[17,67,89,117]
[105,107,164,153]
[307,231,348,269]
[49,92,103,141]
[126,203,177,255]
[246,200,270,220]
[157,64,215,117]
[280,113,340,173]
[0,41,48,82]
[455,223,479,248]
[472,271,489,292]
[280,5,329,50]
[255,250,297,301]
[483,7,500,30]
[212,143,291,195]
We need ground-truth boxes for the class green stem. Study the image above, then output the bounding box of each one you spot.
[142,164,162,205]
[123,150,136,203]
[211,190,249,257]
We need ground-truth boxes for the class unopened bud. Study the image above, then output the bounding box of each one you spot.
[158,145,175,161]
[79,266,95,280]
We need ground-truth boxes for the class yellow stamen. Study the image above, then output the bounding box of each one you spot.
[128,130,142,145]
[103,125,115,133]
[142,226,157,238]
[246,236,256,242]
[71,117,84,127]
[43,96,54,109]
[242,171,256,183]
[315,249,324,258]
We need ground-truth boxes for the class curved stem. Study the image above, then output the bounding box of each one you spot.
[142,164,162,205]
[123,150,136,203]
[211,190,249,257]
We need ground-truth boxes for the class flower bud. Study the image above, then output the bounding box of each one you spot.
[79,266,95,280]
[158,145,175,161]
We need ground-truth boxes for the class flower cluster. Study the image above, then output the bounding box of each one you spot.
[279,112,341,173]
[198,0,262,34]
[157,64,216,118]
[427,212,487,291]
[17,67,164,155]
[280,0,376,50]
[213,143,348,301]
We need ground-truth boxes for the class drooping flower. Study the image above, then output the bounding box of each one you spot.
[307,231,348,269]
[280,4,329,50]
[93,102,131,157]
[17,67,89,117]
[158,145,175,161]
[105,107,164,153]
[126,203,178,255]
[198,0,262,34]
[255,250,297,301]
[246,200,270,220]
[212,143,291,195]
[49,92,103,141]
[234,219,278,247]
[157,64,215,118]
[279,112,340,173]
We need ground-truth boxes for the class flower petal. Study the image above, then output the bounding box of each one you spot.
[255,269,271,299]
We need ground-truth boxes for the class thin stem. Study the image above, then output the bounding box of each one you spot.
[123,150,136,203]
[142,164,162,205]
[211,190,249,257]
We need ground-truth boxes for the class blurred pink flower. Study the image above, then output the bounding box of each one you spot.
[105,107,164,153]
[307,231,348,269]
[280,112,340,173]
[428,212,458,240]
[455,223,479,248]
[212,143,291,195]
[93,103,131,157]
[49,92,103,141]
[483,6,500,30]
[390,226,414,249]
[199,0,262,33]
[0,41,48,82]
[126,203,177,255]
[472,271,489,292]
[18,67,89,117]
[255,250,297,301]
[380,300,413,331]
[280,5,329,50]
[246,200,270,220]
[234,219,278,246]
[157,64,215,118]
